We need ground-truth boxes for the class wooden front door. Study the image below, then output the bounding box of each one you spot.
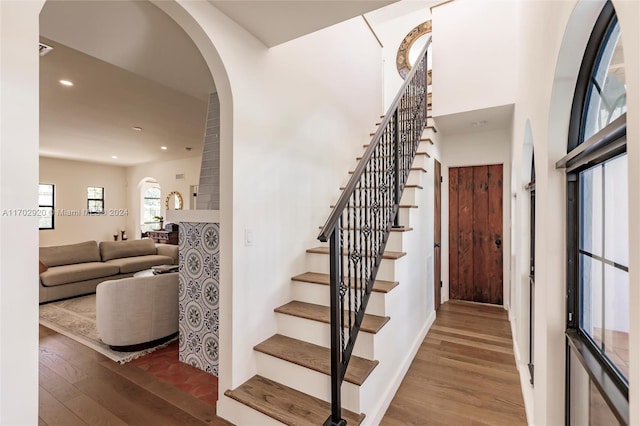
[449,164,503,304]
[434,160,442,311]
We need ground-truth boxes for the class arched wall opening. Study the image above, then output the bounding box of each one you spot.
[0,1,234,423]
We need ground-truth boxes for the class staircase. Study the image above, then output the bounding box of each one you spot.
[224,39,437,426]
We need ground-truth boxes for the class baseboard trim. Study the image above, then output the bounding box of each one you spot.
[365,309,437,425]
[217,394,284,426]
[509,310,534,426]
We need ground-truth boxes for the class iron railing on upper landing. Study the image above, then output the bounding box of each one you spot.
[318,37,431,426]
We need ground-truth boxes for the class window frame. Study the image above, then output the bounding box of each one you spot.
[38,183,55,230]
[141,185,162,232]
[87,186,105,215]
[560,2,628,423]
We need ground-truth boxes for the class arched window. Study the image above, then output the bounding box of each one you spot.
[559,2,627,424]
[141,183,161,233]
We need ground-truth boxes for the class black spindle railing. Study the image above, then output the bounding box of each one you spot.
[318,38,431,425]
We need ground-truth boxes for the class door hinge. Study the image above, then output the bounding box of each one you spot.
[568,312,573,322]
[440,176,443,183]
[440,280,443,288]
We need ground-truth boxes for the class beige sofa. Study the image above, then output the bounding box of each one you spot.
[39,239,178,303]
[96,273,178,350]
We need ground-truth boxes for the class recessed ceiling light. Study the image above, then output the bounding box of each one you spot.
[111,155,118,159]
[160,146,168,150]
[59,79,74,87]
[132,126,143,132]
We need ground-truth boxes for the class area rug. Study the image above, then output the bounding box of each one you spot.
[39,294,175,363]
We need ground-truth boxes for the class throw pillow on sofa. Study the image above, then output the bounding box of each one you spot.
[99,239,157,261]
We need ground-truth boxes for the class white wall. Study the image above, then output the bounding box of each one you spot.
[125,156,201,237]
[0,1,43,423]
[440,127,512,309]
[38,157,127,246]
[431,0,516,117]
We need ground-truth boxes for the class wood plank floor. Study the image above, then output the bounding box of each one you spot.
[41,300,526,425]
[38,325,231,426]
[381,300,528,426]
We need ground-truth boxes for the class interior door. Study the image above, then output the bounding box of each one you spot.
[434,160,442,311]
[449,164,503,304]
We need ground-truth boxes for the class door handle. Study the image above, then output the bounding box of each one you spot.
[495,238,502,247]
[434,243,441,248]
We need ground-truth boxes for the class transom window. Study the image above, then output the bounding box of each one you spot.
[582,20,625,141]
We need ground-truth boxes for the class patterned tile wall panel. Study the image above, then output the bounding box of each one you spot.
[178,222,219,376]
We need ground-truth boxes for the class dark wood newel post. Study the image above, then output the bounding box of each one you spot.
[325,227,347,426]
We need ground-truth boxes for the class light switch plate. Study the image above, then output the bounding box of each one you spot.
[244,229,254,246]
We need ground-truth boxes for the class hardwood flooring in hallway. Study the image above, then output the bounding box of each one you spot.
[381,300,528,426]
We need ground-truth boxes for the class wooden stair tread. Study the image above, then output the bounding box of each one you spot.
[349,167,426,174]
[306,246,406,260]
[426,125,438,133]
[356,151,430,160]
[275,300,390,334]
[254,334,379,386]
[329,204,418,209]
[364,139,432,148]
[340,184,423,190]
[224,375,365,426]
[318,225,414,233]
[292,272,399,293]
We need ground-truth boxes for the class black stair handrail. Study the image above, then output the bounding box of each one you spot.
[318,37,431,426]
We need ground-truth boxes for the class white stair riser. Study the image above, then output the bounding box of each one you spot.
[317,227,405,252]
[399,186,420,206]
[275,313,377,359]
[410,154,429,171]
[255,352,365,413]
[306,253,404,281]
[290,280,388,317]
[221,397,284,426]
[422,127,437,138]
[406,170,424,187]
[329,186,420,209]
[322,205,413,226]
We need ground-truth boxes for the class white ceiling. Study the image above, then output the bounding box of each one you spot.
[208,0,397,47]
[38,0,400,166]
[39,37,208,166]
[40,0,215,102]
[433,104,514,135]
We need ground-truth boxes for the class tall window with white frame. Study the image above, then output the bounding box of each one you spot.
[559,2,628,424]
[39,184,55,230]
[141,185,161,233]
